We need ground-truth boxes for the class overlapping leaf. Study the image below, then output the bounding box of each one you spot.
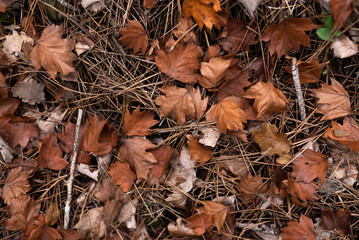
[119,20,148,54]
[280,215,317,240]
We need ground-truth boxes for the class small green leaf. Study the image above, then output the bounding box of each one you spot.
[316,27,332,41]
[322,69,327,75]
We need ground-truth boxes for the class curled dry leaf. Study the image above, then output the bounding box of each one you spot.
[186,214,212,236]
[2,167,31,204]
[284,57,321,84]
[30,24,76,79]
[243,81,288,118]
[168,218,196,236]
[119,20,148,54]
[330,0,354,30]
[187,135,213,164]
[123,107,158,136]
[280,215,317,240]
[206,96,247,134]
[321,208,351,235]
[173,17,197,44]
[238,173,267,202]
[199,57,231,90]
[25,214,62,239]
[197,201,228,232]
[11,77,45,105]
[260,18,317,58]
[311,78,351,120]
[37,133,68,170]
[331,36,358,58]
[108,161,136,192]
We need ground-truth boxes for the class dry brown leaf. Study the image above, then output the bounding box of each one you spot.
[45,202,60,226]
[143,0,156,9]
[0,0,17,12]
[218,66,250,100]
[108,161,136,192]
[11,77,45,105]
[206,96,247,134]
[311,78,351,120]
[283,176,318,206]
[280,215,317,240]
[0,97,19,118]
[2,167,31,204]
[123,107,158,136]
[199,57,231,90]
[331,0,354,30]
[238,173,267,202]
[156,86,208,125]
[292,149,328,184]
[57,225,82,240]
[25,214,62,240]
[186,214,212,236]
[119,138,157,179]
[197,201,228,232]
[243,81,288,117]
[173,16,197,44]
[149,145,176,178]
[187,135,213,164]
[284,57,321,84]
[182,0,227,30]
[155,42,203,83]
[260,18,317,58]
[119,20,148,54]
[321,208,351,235]
[94,177,122,202]
[30,25,75,79]
[37,133,68,170]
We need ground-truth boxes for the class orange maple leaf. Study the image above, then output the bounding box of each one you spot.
[119,20,148,54]
[108,161,136,192]
[123,107,158,136]
[186,213,212,236]
[280,215,317,240]
[2,167,32,205]
[187,135,213,164]
[261,18,317,58]
[199,57,231,90]
[197,201,228,232]
[331,0,354,30]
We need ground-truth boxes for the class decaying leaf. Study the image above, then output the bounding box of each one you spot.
[37,133,68,170]
[168,218,196,236]
[321,208,351,235]
[11,77,45,105]
[199,57,231,90]
[187,135,213,164]
[280,215,317,240]
[311,78,351,120]
[284,57,321,84]
[123,107,158,136]
[199,127,221,148]
[197,201,228,232]
[2,167,31,204]
[238,0,263,17]
[3,31,33,56]
[108,161,136,192]
[330,0,354,30]
[81,0,105,12]
[119,20,148,54]
[118,199,138,230]
[331,36,358,58]
[238,173,267,202]
[186,214,212,236]
[74,207,106,238]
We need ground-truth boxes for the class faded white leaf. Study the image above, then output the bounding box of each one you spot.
[239,0,264,17]
[199,127,221,147]
[331,36,358,58]
[81,0,105,12]
[118,199,138,230]
[168,218,195,236]
[74,207,106,238]
[3,31,33,56]
[0,136,14,163]
[76,163,99,181]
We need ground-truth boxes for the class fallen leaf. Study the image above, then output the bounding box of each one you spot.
[74,207,106,238]
[11,77,45,105]
[238,173,267,202]
[173,16,197,44]
[149,145,176,178]
[76,163,99,181]
[284,57,321,84]
[56,122,84,153]
[94,177,122,202]
[204,45,221,61]
[30,24,76,79]
[186,214,212,236]
[103,198,123,225]
[330,0,354,30]
[37,106,66,135]
[280,215,317,240]
[25,214,62,240]
[57,225,82,240]
[199,127,221,147]
[206,96,247,134]
[45,202,60,226]
[0,0,17,12]
[118,199,138,230]
[155,86,208,125]
[197,201,228,232]
[220,158,247,177]
[119,20,148,54]
[199,57,231,90]
[168,218,196,236]
[81,0,105,12]
[182,0,227,30]
[2,167,31,204]
[324,117,359,152]
[218,66,251,100]
[311,78,351,120]
[144,0,156,9]
[119,138,157,179]
[321,208,351,235]
[187,135,213,164]
[261,18,317,58]
[123,107,158,136]
[218,18,256,53]
[243,81,288,117]
[155,42,203,83]
[3,31,33,56]
[247,57,266,82]
[37,133,68,170]
[283,176,318,206]
[108,161,136,192]
[331,35,358,58]
[238,0,263,17]
[0,136,14,163]
[292,149,328,184]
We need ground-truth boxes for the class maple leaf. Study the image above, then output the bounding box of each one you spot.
[155,42,203,83]
[182,0,227,30]
[218,66,251,100]
[206,96,247,134]
[260,18,317,58]
[143,0,156,9]
[119,20,148,54]
[321,208,351,235]
[238,173,267,202]
[280,215,317,240]
[56,122,84,153]
[284,57,321,84]
[330,0,354,30]
[186,213,212,236]
[291,149,328,184]
[30,24,75,79]
[325,117,359,152]
[123,107,158,136]
[149,145,176,178]
[37,133,68,170]
[218,18,256,54]
[2,167,32,205]
[0,0,17,12]
[119,138,157,179]
[187,135,213,164]
[173,16,198,44]
[283,176,318,206]
[0,97,20,118]
[311,78,351,120]
[2,194,41,231]
[197,201,228,232]
[199,57,231,90]
[155,86,208,125]
[108,161,136,192]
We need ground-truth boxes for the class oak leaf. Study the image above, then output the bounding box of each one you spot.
[284,57,321,84]
[0,0,17,12]
[321,208,351,235]
[324,117,359,152]
[173,17,197,44]
[155,86,208,125]
[199,57,231,90]
[119,20,148,54]
[238,173,267,202]
[218,18,256,53]
[123,107,158,136]
[2,167,32,204]
[182,0,226,30]
[206,96,247,134]
[30,24,76,79]
[37,133,68,170]
[243,81,288,117]
[197,201,228,232]
[331,0,354,30]
[155,42,203,83]
[292,149,328,184]
[187,135,213,164]
[261,18,317,58]
[186,213,212,236]
[0,97,20,118]
[280,215,317,240]
[149,145,176,178]
[218,66,250,100]
[119,138,157,179]
[311,78,351,120]
[108,161,136,192]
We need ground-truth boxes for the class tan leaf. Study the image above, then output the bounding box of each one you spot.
[186,214,212,236]
[199,57,231,90]
[238,173,267,202]
[74,207,106,238]
[119,20,148,54]
[206,96,247,134]
[311,78,351,120]
[243,81,288,117]
[45,202,60,226]
[331,36,358,58]
[281,215,317,240]
[108,161,136,192]
[238,0,263,17]
[2,167,31,205]
[94,177,122,202]
[187,135,213,164]
[12,77,45,105]
[123,107,158,136]
[173,16,197,44]
[30,24,75,79]
[3,31,33,56]
[57,225,82,240]
[197,201,228,232]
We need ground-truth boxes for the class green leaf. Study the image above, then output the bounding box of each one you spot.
[316,27,332,41]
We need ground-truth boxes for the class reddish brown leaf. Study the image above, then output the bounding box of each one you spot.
[37,133,68,170]
[186,213,212,236]
[197,201,228,232]
[280,215,317,240]
[123,107,158,136]
[284,176,318,206]
[25,215,62,240]
[0,97,20,118]
[119,20,148,54]
[187,135,213,164]
[247,57,266,82]
[199,57,231,90]
[321,208,351,235]
[149,145,176,178]
[57,225,82,240]
[108,161,136,192]
[204,45,221,61]
[56,122,84,153]
[218,18,256,53]
[0,0,17,12]
[238,173,267,202]
[284,57,321,84]
[2,167,32,205]
[261,18,317,58]
[292,149,328,184]
[241,98,266,121]
[218,66,250,100]
[143,0,156,9]
[331,0,354,30]
[173,17,197,44]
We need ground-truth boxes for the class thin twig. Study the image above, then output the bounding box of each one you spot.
[64,109,83,229]
[291,58,307,123]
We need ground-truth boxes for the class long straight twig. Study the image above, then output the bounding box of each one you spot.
[64,109,83,229]
[291,57,307,122]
